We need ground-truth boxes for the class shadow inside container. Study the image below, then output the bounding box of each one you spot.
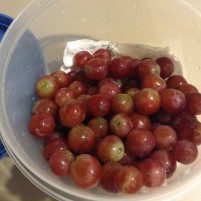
[6,164,57,201]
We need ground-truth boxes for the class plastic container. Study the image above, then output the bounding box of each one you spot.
[1,0,201,201]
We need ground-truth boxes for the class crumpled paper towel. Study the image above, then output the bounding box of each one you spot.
[61,39,183,75]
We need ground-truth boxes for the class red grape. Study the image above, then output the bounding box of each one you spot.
[43,137,67,160]
[109,57,130,78]
[137,159,166,187]
[98,82,121,100]
[160,88,186,114]
[73,50,93,68]
[93,48,112,65]
[156,57,174,78]
[32,98,58,118]
[98,77,118,87]
[54,87,75,106]
[186,92,201,115]
[76,94,91,114]
[173,140,198,164]
[150,149,177,178]
[152,125,177,150]
[170,111,196,132]
[110,113,133,138]
[49,148,74,176]
[51,70,71,88]
[96,135,125,163]
[100,162,122,193]
[43,131,65,146]
[88,94,110,117]
[177,120,201,145]
[126,128,155,159]
[35,75,58,98]
[141,73,166,92]
[129,112,151,129]
[111,93,134,114]
[67,124,95,153]
[178,84,199,96]
[166,75,187,89]
[68,80,86,98]
[85,58,108,80]
[115,165,143,194]
[87,117,108,138]
[137,59,161,79]
[135,88,160,114]
[59,99,85,128]
[70,154,102,189]
[128,59,140,78]
[29,113,55,138]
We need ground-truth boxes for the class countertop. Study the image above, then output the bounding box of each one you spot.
[0,1,201,201]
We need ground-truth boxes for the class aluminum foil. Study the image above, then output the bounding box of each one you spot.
[61,39,183,75]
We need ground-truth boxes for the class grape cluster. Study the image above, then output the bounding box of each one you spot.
[28,47,201,194]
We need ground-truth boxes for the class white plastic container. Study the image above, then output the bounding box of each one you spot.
[1,0,201,200]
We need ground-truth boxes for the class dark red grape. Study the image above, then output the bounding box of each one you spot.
[177,120,201,145]
[156,57,174,78]
[126,128,155,159]
[186,92,201,115]
[100,162,122,193]
[178,84,199,96]
[150,149,177,178]
[173,140,198,164]
[128,59,140,78]
[152,108,172,125]
[166,75,187,89]
[170,111,196,132]
[137,159,166,187]
[160,88,186,114]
